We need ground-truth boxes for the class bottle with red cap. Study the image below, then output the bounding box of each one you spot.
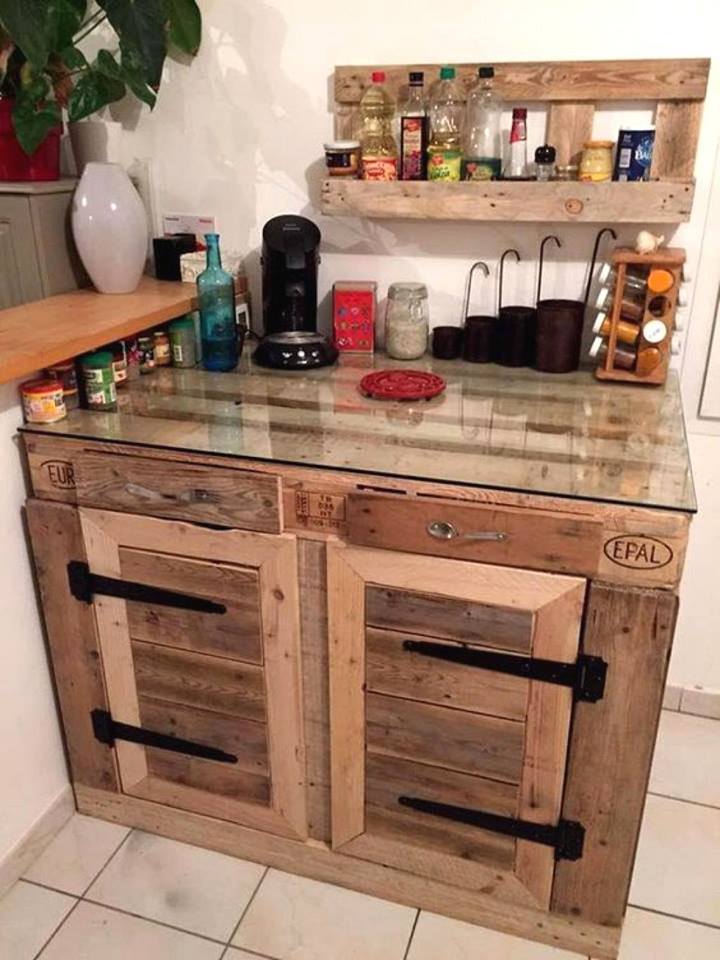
[359,70,398,181]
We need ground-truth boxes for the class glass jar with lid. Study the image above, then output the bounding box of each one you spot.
[385,282,429,360]
[579,140,614,182]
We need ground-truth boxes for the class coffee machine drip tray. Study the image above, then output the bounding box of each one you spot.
[253,331,339,370]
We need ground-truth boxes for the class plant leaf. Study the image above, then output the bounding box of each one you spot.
[67,65,125,122]
[46,0,86,51]
[60,45,87,70]
[97,46,155,108]
[12,92,61,154]
[0,0,50,70]
[97,0,166,87]
[164,0,201,56]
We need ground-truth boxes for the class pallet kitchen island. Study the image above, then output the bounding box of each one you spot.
[20,357,695,958]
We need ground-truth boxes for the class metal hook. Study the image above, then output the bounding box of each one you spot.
[498,249,521,314]
[461,261,490,324]
[584,227,618,308]
[537,235,562,304]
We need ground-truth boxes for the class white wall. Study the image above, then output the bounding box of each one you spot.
[0,380,68,869]
[114,0,720,687]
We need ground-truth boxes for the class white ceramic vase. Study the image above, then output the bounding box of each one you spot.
[69,119,123,173]
[72,162,147,294]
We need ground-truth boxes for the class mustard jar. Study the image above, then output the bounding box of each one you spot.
[579,140,614,182]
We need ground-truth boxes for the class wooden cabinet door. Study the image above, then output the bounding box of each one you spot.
[328,542,590,910]
[77,507,306,840]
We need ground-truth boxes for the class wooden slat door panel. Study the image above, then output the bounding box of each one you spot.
[328,542,586,910]
[78,508,307,840]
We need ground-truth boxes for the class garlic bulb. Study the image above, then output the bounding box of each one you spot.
[635,230,665,254]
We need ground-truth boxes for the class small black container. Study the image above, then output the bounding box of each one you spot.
[432,325,464,359]
[153,234,197,281]
[462,315,495,363]
[494,306,537,367]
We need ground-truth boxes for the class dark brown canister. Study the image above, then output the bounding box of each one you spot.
[494,306,536,367]
[463,315,495,363]
[535,299,585,373]
[432,325,464,359]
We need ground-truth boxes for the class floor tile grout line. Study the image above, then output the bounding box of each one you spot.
[402,908,421,960]
[646,790,720,811]
[80,826,134,898]
[31,896,82,960]
[78,895,229,946]
[223,865,271,953]
[627,904,720,931]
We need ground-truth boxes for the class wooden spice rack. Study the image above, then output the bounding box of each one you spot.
[594,247,685,385]
[322,58,709,224]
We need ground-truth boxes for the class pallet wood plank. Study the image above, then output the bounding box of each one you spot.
[335,59,710,103]
[546,103,595,166]
[321,179,695,224]
[551,583,678,925]
[25,499,120,793]
[651,101,702,179]
[366,627,529,719]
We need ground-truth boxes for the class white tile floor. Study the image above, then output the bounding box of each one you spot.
[1,709,719,960]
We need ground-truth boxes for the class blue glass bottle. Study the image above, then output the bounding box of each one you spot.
[198,233,238,371]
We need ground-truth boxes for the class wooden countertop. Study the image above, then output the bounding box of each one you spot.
[22,356,697,513]
[0,278,200,384]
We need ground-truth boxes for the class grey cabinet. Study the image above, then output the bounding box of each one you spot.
[0,180,86,309]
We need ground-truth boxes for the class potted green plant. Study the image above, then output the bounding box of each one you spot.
[0,0,202,181]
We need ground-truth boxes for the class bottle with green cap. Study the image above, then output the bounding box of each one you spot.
[427,66,464,181]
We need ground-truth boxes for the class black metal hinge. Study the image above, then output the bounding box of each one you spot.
[68,561,226,615]
[91,709,237,764]
[399,796,585,861]
[402,639,607,703]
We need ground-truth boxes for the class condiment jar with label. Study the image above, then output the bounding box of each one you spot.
[20,378,67,423]
[153,329,171,366]
[110,342,128,387]
[169,315,198,368]
[138,336,155,373]
[80,351,117,411]
[579,140,614,182]
[385,283,429,360]
[45,360,79,410]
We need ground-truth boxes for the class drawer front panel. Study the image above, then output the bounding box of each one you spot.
[348,493,603,575]
[74,451,280,531]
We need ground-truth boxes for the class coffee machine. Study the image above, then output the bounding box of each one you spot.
[253,215,338,369]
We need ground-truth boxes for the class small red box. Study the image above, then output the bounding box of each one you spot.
[333,281,376,353]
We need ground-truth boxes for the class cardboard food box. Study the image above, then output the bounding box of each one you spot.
[333,281,376,353]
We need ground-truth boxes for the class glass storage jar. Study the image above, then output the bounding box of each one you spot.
[579,140,614,182]
[385,282,429,360]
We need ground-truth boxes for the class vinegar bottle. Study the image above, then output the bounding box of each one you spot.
[398,71,428,180]
[198,234,238,372]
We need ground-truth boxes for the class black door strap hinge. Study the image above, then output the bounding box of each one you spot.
[91,709,237,764]
[402,639,607,703]
[68,561,226,615]
[399,796,585,861]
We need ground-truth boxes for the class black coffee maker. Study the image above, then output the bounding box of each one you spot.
[253,214,338,369]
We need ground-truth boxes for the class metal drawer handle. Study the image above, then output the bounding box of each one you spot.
[426,520,508,542]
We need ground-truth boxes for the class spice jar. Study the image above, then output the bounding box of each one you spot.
[20,378,67,423]
[579,140,614,182]
[647,268,674,294]
[385,283,429,360]
[534,144,557,181]
[80,351,117,411]
[138,336,155,374]
[589,336,636,371]
[555,164,579,181]
[169,316,198,368]
[153,329,171,366]
[45,360,79,410]
[125,339,141,380]
[110,342,128,387]
[596,285,645,323]
[324,140,361,178]
[593,313,640,345]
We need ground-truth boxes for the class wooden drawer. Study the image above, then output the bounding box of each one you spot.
[347,492,603,576]
[71,451,280,531]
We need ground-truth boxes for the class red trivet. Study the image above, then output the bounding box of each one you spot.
[359,369,447,401]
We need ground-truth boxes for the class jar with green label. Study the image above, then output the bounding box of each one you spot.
[169,315,198,368]
[80,351,117,411]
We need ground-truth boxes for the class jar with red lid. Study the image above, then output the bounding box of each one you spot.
[20,379,67,423]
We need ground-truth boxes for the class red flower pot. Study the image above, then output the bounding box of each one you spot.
[0,98,62,182]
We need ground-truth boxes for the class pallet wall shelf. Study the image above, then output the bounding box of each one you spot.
[322,58,709,224]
